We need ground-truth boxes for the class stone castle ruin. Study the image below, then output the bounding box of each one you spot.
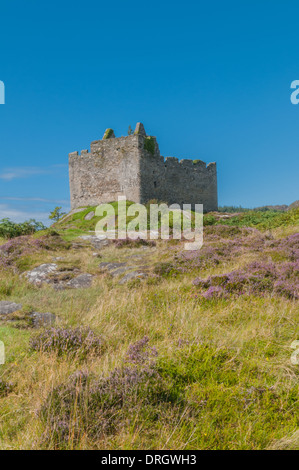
[69,123,218,212]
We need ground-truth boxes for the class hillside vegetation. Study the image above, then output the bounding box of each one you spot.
[0,206,298,450]
[55,204,299,238]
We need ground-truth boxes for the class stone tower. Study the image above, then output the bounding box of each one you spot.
[69,123,218,212]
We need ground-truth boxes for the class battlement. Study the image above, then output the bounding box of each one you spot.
[69,122,218,212]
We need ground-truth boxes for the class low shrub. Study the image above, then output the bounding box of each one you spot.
[154,262,180,277]
[29,327,104,360]
[193,260,299,299]
[0,378,13,397]
[216,207,299,230]
[173,231,298,275]
[112,238,156,249]
[39,337,170,448]
[39,341,299,449]
[0,233,70,270]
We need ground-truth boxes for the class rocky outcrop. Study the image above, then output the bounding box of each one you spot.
[0,301,22,315]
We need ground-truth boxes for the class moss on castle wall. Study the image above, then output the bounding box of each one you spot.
[144,136,155,155]
[103,129,114,139]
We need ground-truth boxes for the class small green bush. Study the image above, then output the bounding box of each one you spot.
[0,218,46,239]
[203,214,217,226]
[217,207,299,230]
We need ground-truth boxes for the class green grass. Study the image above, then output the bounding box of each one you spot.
[0,326,31,364]
[55,201,137,239]
[55,201,201,240]
[54,204,299,239]
[156,344,298,449]
[205,207,299,230]
[220,208,299,229]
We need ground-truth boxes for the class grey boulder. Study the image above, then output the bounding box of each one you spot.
[119,271,147,284]
[0,301,22,316]
[30,312,56,328]
[25,264,58,286]
[67,273,94,289]
[84,211,95,221]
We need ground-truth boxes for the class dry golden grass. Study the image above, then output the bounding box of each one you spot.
[0,230,298,449]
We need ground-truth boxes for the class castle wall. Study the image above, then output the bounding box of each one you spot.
[139,141,218,212]
[69,134,142,209]
[69,124,218,212]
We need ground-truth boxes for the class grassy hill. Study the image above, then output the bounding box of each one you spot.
[53,204,299,238]
[0,206,298,449]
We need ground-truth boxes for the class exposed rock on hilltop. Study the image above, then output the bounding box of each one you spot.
[288,200,299,211]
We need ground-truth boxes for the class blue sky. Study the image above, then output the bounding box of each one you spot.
[0,0,299,223]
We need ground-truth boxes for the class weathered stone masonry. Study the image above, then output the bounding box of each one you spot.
[69,123,218,212]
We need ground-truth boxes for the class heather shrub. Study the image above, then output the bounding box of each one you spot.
[0,233,70,270]
[154,261,180,277]
[203,225,261,239]
[40,341,299,449]
[0,236,44,270]
[125,336,158,364]
[29,327,104,360]
[39,337,171,448]
[193,261,299,299]
[112,238,156,249]
[175,240,246,273]
[0,378,13,397]
[40,367,166,447]
[264,233,299,261]
[171,230,298,276]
